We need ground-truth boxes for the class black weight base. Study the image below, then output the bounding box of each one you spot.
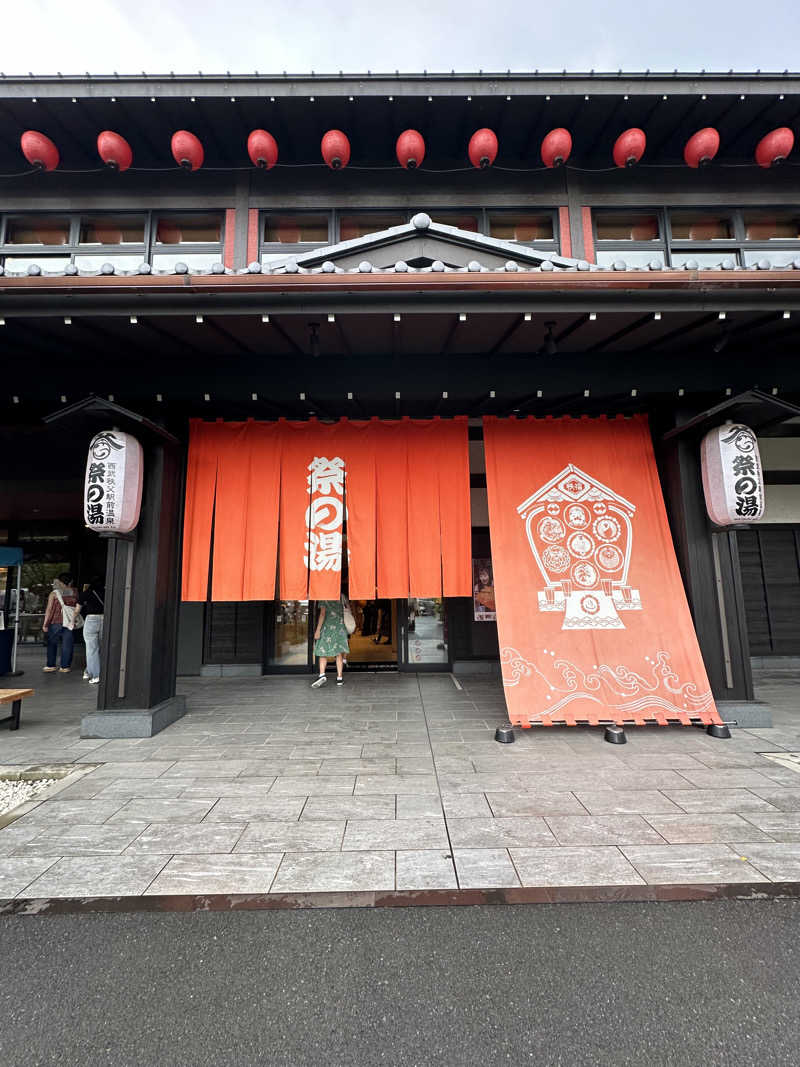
[706,723,732,739]
[604,726,627,745]
[495,725,515,744]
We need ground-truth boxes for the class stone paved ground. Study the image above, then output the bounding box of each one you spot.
[2,649,800,898]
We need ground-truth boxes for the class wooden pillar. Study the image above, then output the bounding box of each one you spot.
[81,437,185,737]
[659,430,769,724]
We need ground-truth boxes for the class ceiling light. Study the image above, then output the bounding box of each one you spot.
[588,312,597,321]
[653,311,662,320]
[327,313,336,323]
[783,311,791,319]
[772,386,779,395]
[261,314,270,323]
[129,315,137,324]
[584,389,591,397]
[718,311,726,320]
[459,313,467,322]
[524,313,532,322]
[156,394,163,402]
[195,315,204,324]
[252,393,258,400]
[204,393,210,401]
[63,317,71,325]
[0,317,5,326]
[393,313,401,323]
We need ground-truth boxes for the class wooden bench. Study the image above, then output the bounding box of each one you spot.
[0,689,33,731]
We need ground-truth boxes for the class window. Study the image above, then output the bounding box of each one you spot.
[592,206,800,268]
[488,212,554,244]
[428,211,479,232]
[0,211,224,272]
[339,213,405,241]
[79,215,146,245]
[263,214,329,244]
[6,216,70,245]
[155,214,222,245]
[259,207,564,262]
[670,212,733,241]
[595,212,661,242]
[743,211,800,241]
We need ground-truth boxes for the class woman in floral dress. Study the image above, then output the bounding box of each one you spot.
[311,599,350,687]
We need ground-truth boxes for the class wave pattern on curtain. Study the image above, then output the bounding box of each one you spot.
[483,414,722,727]
[181,416,471,602]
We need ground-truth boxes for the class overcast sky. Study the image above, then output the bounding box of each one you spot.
[1,0,797,75]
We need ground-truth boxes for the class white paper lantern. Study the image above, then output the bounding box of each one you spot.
[84,430,143,533]
[701,423,764,526]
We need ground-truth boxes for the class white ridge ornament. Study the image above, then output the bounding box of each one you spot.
[84,430,143,533]
[701,423,764,526]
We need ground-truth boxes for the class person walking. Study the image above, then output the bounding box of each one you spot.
[311,597,350,688]
[41,573,80,673]
[77,577,105,684]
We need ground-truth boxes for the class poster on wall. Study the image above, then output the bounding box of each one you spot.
[472,558,496,621]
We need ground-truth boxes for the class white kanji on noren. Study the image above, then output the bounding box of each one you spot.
[304,456,346,573]
[307,456,345,496]
[305,530,343,571]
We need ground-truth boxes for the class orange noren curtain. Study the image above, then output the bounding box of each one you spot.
[211,422,249,600]
[182,417,471,603]
[438,416,472,597]
[242,421,282,600]
[375,421,410,598]
[181,419,218,601]
[340,420,376,600]
[407,420,443,596]
[483,414,721,727]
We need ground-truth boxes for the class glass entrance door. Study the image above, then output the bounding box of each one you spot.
[267,600,310,669]
[401,598,450,670]
[345,599,399,669]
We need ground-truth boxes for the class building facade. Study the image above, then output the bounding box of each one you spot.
[1,71,799,735]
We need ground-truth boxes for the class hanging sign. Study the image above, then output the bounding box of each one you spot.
[701,424,764,526]
[84,430,143,533]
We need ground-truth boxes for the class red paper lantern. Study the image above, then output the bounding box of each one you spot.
[321,129,350,169]
[755,127,795,168]
[20,130,59,171]
[613,128,646,168]
[541,128,572,168]
[97,130,133,171]
[396,129,425,169]
[247,129,278,169]
[468,128,498,168]
[171,130,204,171]
[683,127,720,168]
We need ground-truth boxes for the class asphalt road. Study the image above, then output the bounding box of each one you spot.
[1,901,797,1066]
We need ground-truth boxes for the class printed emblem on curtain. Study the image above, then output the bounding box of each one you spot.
[182,417,471,603]
[483,415,722,727]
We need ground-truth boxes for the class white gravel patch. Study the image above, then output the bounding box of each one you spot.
[0,778,56,815]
